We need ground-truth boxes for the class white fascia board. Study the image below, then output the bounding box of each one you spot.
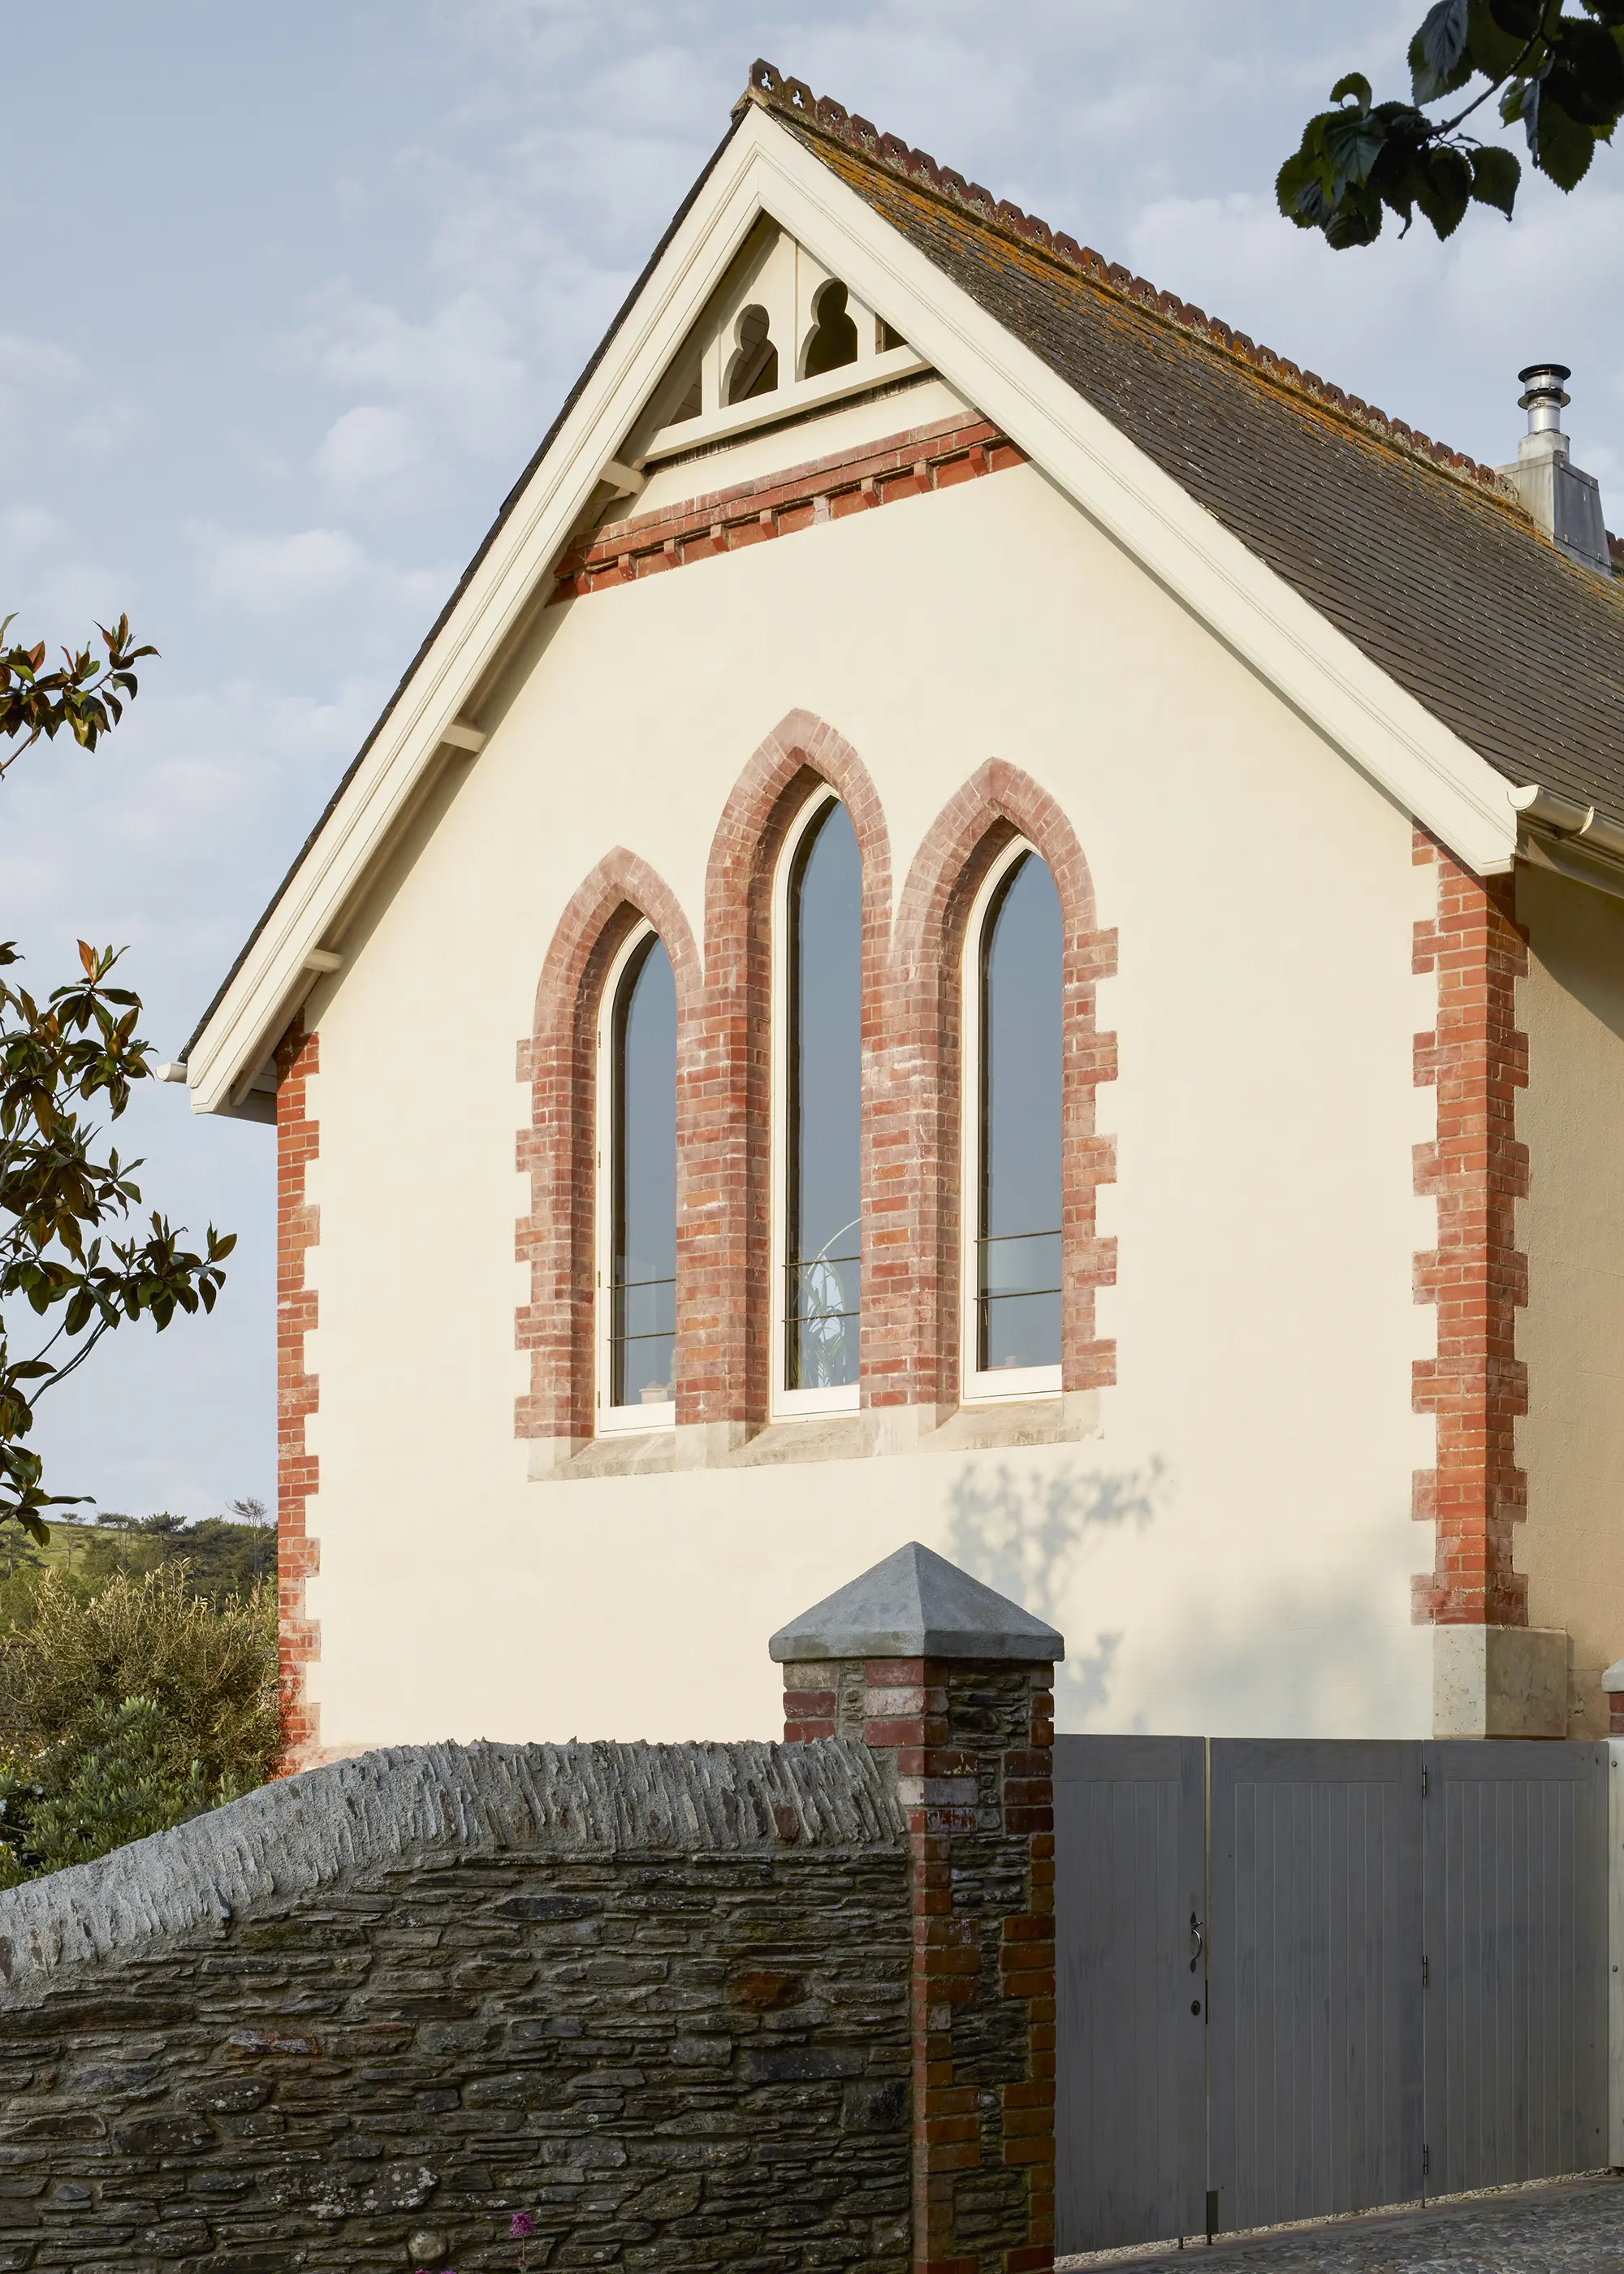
[745,114,1522,880]
[186,122,780,1114]
[190,103,1520,1113]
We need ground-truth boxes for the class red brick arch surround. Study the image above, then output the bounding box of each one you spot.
[516,850,702,1447]
[514,719,1118,1452]
[885,761,1119,1409]
[691,709,892,1429]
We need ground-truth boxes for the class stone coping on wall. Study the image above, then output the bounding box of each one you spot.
[0,1737,903,2002]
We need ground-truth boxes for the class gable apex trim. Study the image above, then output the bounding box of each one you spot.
[186,97,1521,1115]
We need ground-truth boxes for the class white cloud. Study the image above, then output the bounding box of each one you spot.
[316,404,427,499]
[0,505,64,564]
[289,283,534,504]
[0,523,140,651]
[0,329,141,458]
[192,523,446,629]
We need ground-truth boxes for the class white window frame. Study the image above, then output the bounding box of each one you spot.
[771,785,862,1420]
[595,919,676,1436]
[960,837,1064,1407]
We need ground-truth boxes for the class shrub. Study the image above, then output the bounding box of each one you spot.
[0,1565,277,1881]
[0,1696,247,1886]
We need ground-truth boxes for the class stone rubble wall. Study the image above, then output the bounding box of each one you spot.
[0,1740,911,2274]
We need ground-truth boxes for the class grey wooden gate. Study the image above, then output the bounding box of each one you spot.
[1053,1736,1205,2255]
[1207,1740,1424,2235]
[1055,1736,1608,2253]
[1423,1740,1608,2194]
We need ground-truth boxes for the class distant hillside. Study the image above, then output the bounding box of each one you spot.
[0,1505,274,1631]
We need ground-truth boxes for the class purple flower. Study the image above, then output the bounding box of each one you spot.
[511,2213,535,2237]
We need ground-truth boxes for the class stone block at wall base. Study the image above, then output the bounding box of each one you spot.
[525,1433,589,1480]
[1433,1623,1569,1737]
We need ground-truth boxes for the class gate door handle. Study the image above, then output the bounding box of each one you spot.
[1190,1911,1204,1973]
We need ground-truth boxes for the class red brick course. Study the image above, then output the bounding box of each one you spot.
[550,413,1026,603]
[1411,831,1530,1626]
[516,850,703,1444]
[275,1024,322,1773]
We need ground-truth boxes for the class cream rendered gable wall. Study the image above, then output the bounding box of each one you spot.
[1517,862,1624,1735]
[295,426,1437,1755]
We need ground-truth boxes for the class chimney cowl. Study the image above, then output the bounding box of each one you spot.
[1500,361,1612,577]
[1518,362,1572,438]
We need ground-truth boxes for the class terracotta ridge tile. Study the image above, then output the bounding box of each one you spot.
[739,58,1523,510]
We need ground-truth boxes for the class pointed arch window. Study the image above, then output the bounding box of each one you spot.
[961,841,1063,1401]
[773,790,862,1415]
[597,922,676,1432]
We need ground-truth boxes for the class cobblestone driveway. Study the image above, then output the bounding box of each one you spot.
[1058,2174,1624,2272]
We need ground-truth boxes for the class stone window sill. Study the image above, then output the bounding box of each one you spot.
[527,1393,1099,1483]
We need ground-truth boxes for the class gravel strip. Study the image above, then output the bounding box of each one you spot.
[1057,2173,1624,2272]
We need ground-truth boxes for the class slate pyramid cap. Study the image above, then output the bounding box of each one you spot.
[769,1541,1064,1665]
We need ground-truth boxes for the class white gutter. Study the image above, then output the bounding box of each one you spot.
[1510,781,1624,899]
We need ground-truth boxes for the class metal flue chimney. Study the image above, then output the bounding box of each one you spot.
[1499,362,1611,575]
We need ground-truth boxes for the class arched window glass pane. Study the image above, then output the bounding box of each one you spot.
[611,935,676,1407]
[979,853,1062,1371]
[787,798,861,1389]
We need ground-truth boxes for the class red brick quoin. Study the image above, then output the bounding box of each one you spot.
[784,1657,1057,2273]
[275,1024,322,1774]
[1410,831,1530,1627]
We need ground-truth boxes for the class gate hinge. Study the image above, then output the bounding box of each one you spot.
[1422,2144,1431,2177]
[1422,1954,1429,1989]
[1421,1763,1429,1798]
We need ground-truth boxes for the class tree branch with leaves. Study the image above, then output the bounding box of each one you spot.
[0,613,156,776]
[1279,0,1624,247]
[1,619,234,1542]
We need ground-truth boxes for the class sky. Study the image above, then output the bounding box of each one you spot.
[2,0,1620,1524]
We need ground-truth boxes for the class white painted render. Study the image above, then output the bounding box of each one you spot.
[1517,862,1624,1735]
[295,445,1437,1755]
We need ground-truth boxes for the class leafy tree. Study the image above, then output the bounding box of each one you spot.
[78,1508,275,1604]
[1279,1,1624,247]
[0,614,235,1541]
